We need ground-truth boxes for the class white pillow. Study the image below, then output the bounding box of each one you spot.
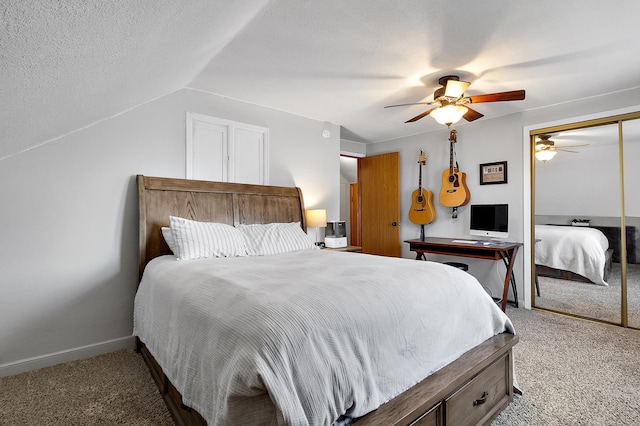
[169,216,248,260]
[161,227,177,254]
[237,222,317,256]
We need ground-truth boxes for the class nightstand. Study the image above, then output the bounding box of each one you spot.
[324,245,362,253]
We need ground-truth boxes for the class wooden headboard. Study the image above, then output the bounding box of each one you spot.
[137,175,306,279]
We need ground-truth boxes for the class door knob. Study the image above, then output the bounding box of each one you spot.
[391,222,398,226]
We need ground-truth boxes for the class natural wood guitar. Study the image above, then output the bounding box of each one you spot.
[439,129,471,207]
[409,150,436,225]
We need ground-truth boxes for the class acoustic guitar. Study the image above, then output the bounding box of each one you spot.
[439,129,471,207]
[408,150,436,225]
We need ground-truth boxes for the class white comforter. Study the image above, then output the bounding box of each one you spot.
[134,250,514,426]
[535,225,609,285]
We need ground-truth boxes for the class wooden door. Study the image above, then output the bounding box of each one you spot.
[359,152,401,257]
[349,183,361,246]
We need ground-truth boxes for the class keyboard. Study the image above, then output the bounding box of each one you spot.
[451,239,478,244]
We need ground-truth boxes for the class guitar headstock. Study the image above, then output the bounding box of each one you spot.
[418,149,426,165]
[449,129,457,143]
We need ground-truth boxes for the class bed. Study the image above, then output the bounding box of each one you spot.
[134,175,518,426]
[535,224,613,286]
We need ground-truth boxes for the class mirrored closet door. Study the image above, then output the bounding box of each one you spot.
[622,118,640,328]
[532,112,640,328]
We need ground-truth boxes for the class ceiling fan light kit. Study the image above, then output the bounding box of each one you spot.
[535,149,557,162]
[385,75,525,126]
[534,134,588,161]
[429,104,468,125]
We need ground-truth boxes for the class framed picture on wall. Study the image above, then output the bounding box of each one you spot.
[479,161,508,185]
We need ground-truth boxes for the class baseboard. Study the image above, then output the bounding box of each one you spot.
[0,335,136,377]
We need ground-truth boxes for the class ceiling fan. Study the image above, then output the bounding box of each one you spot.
[384,75,525,126]
[534,134,588,161]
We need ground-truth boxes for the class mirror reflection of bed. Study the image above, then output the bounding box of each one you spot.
[533,119,640,328]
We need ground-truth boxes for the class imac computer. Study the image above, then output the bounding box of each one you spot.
[469,204,509,240]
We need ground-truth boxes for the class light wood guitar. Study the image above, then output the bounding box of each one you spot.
[439,129,471,207]
[409,150,436,225]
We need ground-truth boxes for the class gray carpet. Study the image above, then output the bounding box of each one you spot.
[535,263,640,327]
[0,350,173,425]
[1,308,639,425]
[492,307,640,426]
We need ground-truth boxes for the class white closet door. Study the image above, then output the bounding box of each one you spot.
[186,112,268,184]
[231,126,267,184]
[187,117,228,181]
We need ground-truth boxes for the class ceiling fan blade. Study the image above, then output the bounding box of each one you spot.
[556,149,580,153]
[556,143,589,148]
[469,90,526,104]
[405,107,438,123]
[384,101,435,108]
[463,107,484,122]
[444,80,470,98]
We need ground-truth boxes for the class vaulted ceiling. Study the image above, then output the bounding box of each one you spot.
[2,0,640,160]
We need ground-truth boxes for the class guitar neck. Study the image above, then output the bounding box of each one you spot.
[448,129,457,174]
[449,139,454,174]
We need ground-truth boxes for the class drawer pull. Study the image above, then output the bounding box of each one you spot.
[473,391,489,406]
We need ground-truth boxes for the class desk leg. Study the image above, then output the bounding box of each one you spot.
[500,254,519,308]
[415,251,427,261]
[500,246,520,312]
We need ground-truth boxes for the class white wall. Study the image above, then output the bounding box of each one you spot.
[535,121,640,219]
[340,138,367,157]
[535,127,621,218]
[0,88,340,375]
[367,87,640,303]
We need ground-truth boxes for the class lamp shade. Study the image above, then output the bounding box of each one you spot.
[429,104,468,125]
[305,209,327,228]
[535,150,557,162]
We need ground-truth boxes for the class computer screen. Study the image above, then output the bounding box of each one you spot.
[469,204,509,239]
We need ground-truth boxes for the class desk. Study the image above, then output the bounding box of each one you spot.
[405,238,523,312]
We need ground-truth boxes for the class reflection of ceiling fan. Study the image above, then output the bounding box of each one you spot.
[384,75,526,125]
[534,134,589,161]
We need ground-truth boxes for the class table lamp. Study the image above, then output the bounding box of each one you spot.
[305,209,327,246]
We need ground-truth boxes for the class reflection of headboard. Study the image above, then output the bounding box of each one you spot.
[591,225,637,264]
[137,175,306,279]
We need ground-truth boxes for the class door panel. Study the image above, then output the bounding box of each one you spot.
[350,183,360,246]
[622,119,640,328]
[534,124,621,324]
[359,152,400,257]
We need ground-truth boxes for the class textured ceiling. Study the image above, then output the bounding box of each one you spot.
[2,0,640,160]
[0,0,271,159]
